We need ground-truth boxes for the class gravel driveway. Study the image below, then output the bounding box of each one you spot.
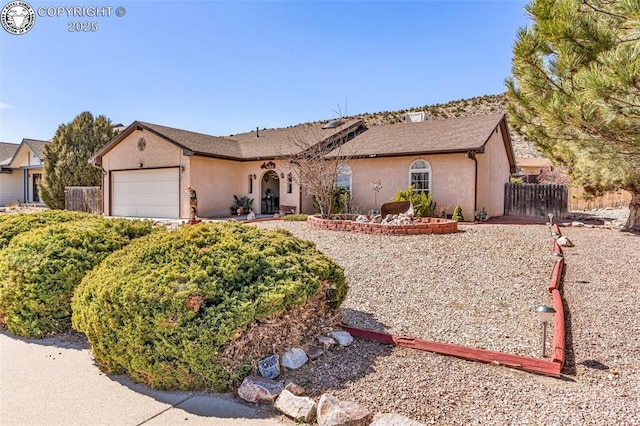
[254,220,639,425]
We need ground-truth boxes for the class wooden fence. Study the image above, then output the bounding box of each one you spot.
[568,187,632,211]
[64,186,102,214]
[504,183,568,218]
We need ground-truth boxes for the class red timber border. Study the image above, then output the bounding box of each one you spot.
[339,222,568,378]
[306,215,458,235]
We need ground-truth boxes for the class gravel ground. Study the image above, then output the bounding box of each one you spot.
[254,216,639,425]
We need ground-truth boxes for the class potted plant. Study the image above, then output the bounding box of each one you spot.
[231,195,254,216]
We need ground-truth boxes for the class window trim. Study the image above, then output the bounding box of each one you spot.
[409,159,431,193]
[336,164,352,194]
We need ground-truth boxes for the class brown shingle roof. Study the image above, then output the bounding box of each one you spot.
[230,119,365,159]
[327,113,507,158]
[138,122,243,159]
[0,142,18,166]
[22,139,49,161]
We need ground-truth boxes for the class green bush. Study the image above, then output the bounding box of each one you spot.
[72,222,346,391]
[0,210,95,249]
[0,218,158,338]
[282,214,309,222]
[313,187,352,215]
[391,185,435,217]
[452,205,464,221]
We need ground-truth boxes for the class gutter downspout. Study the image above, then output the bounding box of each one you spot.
[466,151,478,213]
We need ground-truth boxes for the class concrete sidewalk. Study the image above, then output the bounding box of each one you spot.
[0,331,287,425]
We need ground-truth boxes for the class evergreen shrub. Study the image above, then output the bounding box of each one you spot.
[391,185,435,217]
[452,205,464,221]
[0,218,157,338]
[0,210,95,249]
[72,222,347,391]
[282,214,309,221]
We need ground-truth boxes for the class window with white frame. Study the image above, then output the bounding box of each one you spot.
[409,160,431,193]
[336,164,352,193]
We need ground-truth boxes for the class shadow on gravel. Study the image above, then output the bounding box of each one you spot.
[559,259,577,376]
[280,309,394,397]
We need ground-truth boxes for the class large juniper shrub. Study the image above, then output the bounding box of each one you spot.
[0,218,158,338]
[0,210,95,249]
[72,222,347,391]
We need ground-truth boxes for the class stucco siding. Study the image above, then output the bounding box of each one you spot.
[0,172,24,205]
[350,155,476,217]
[101,129,187,216]
[476,126,510,217]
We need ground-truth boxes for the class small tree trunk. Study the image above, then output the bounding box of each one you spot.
[623,191,640,232]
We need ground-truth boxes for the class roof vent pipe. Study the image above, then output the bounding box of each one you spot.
[256,127,259,138]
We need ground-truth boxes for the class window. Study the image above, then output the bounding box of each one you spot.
[287,173,293,193]
[410,160,431,193]
[336,165,352,193]
[249,175,253,193]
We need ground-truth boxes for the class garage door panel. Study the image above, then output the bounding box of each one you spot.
[112,169,179,218]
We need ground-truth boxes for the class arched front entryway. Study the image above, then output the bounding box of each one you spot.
[260,170,280,214]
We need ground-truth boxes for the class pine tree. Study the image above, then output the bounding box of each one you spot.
[41,112,115,209]
[506,0,640,231]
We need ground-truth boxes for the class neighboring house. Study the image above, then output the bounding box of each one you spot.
[515,157,553,183]
[90,113,516,220]
[0,139,49,206]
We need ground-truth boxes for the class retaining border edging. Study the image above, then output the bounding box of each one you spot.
[339,221,568,378]
[306,215,458,235]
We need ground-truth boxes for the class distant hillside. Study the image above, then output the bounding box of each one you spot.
[340,93,541,158]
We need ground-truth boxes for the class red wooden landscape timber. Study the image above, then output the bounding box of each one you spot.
[340,324,562,377]
[551,289,566,365]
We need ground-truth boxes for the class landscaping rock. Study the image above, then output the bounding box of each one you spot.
[318,336,337,351]
[285,381,307,396]
[274,389,317,423]
[237,375,284,404]
[329,330,354,347]
[281,348,308,370]
[371,413,425,425]
[302,343,325,360]
[356,215,368,223]
[572,221,585,227]
[556,236,574,247]
[317,393,373,426]
[258,354,280,379]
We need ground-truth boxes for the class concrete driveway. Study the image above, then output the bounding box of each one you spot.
[0,331,287,425]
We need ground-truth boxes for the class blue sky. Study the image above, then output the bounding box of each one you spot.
[0,0,530,143]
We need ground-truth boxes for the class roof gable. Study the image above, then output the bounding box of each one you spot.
[0,142,19,166]
[2,138,49,168]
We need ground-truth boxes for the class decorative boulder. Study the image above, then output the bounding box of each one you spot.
[237,376,284,404]
[282,348,308,370]
[274,389,317,422]
[258,354,280,379]
[330,331,354,347]
[317,393,372,426]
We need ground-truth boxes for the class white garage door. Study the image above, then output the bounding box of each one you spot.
[112,168,180,218]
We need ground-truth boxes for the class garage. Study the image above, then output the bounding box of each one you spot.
[111,168,180,218]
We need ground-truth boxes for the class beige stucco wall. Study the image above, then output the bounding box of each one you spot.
[476,126,511,217]
[350,155,476,217]
[100,129,188,217]
[190,158,301,216]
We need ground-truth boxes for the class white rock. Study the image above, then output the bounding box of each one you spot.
[281,348,308,370]
[329,331,354,347]
[572,221,585,227]
[318,336,337,351]
[556,236,574,247]
[274,389,317,422]
[355,215,368,223]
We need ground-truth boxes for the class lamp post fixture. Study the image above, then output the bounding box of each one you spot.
[535,305,556,357]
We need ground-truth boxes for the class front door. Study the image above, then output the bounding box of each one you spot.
[32,173,42,203]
